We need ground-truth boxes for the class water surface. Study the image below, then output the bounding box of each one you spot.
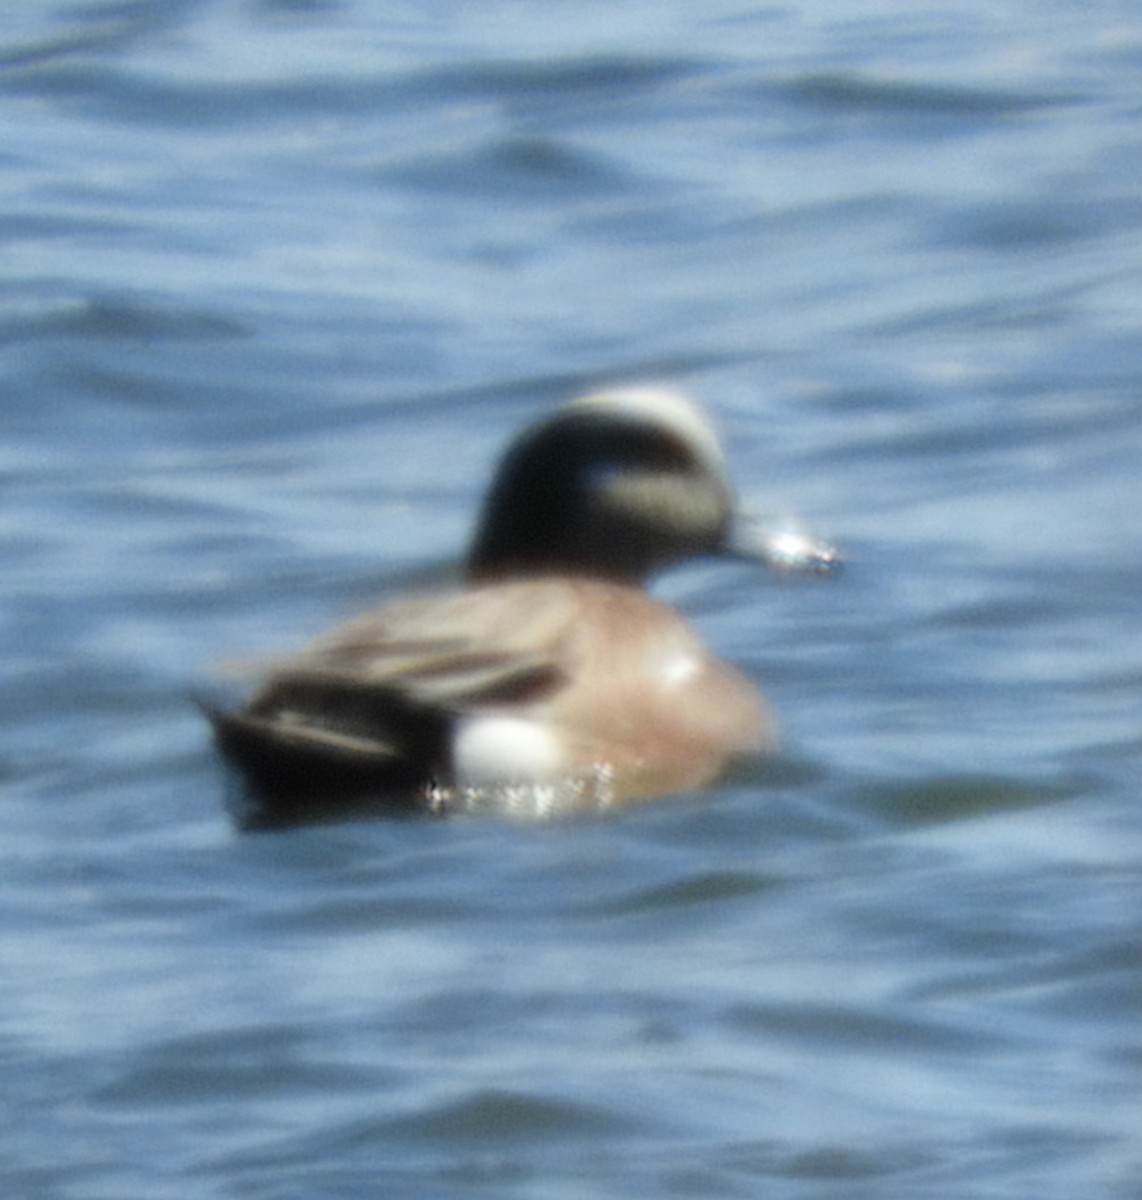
[2,1,1141,1197]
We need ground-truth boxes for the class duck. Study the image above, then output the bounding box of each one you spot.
[205,387,836,828]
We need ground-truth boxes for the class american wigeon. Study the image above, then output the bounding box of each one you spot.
[206,387,836,827]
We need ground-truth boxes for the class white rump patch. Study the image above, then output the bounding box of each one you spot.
[446,716,614,818]
[454,714,564,787]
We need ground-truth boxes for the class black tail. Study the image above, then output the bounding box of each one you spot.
[196,687,451,830]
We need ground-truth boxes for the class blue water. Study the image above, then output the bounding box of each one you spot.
[3,1,1142,1196]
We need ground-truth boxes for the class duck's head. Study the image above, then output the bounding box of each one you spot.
[467,387,837,586]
